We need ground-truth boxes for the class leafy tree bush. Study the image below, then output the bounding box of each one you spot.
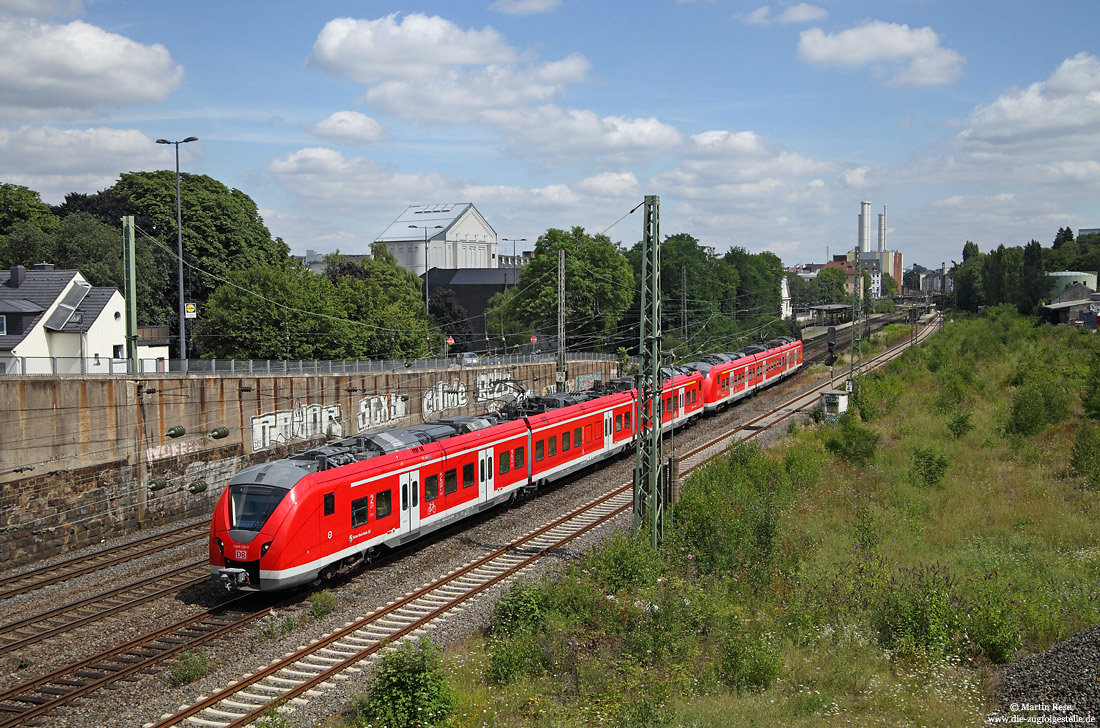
[909,446,949,488]
[874,565,963,657]
[718,623,782,692]
[308,590,337,619]
[354,639,453,728]
[169,649,211,686]
[1070,423,1100,489]
[823,413,881,466]
[946,410,974,439]
[1006,376,1069,436]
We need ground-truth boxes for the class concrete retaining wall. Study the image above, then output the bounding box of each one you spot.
[0,360,616,568]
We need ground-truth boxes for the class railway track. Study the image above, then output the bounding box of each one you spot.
[0,316,937,727]
[0,561,208,655]
[0,522,208,603]
[141,316,939,728]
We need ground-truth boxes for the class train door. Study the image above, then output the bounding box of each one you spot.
[477,447,494,504]
[400,470,420,534]
[678,388,685,421]
[604,410,614,451]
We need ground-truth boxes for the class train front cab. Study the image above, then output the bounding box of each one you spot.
[211,461,305,591]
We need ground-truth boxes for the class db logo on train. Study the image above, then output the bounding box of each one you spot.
[234,549,248,560]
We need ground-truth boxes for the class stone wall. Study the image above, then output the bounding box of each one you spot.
[0,359,616,568]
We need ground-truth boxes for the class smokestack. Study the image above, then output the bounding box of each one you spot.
[878,204,887,253]
[858,201,871,254]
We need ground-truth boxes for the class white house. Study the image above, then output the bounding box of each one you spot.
[0,264,127,375]
[375,203,498,276]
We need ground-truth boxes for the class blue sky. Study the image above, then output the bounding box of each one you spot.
[1,0,1098,272]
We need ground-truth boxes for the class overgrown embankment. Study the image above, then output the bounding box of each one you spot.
[340,306,1100,728]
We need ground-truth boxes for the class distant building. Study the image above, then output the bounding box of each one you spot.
[0,264,131,375]
[1049,271,1098,295]
[375,203,497,277]
[426,267,520,342]
[1079,228,1100,237]
[298,249,370,275]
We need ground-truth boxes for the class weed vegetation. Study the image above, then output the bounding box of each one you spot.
[339,305,1100,727]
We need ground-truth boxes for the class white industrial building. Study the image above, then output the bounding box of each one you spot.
[375,203,498,277]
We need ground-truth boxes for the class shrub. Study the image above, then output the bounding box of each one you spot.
[964,576,1021,664]
[824,414,881,466]
[308,590,337,619]
[354,638,453,728]
[1070,423,1100,489]
[487,630,547,686]
[945,410,974,439]
[1006,377,1069,436]
[490,581,544,638]
[169,649,211,686]
[909,446,949,488]
[874,565,963,657]
[718,623,782,692]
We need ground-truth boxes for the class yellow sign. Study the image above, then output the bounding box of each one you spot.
[184,302,197,319]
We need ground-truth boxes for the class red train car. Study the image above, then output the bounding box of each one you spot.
[211,338,797,592]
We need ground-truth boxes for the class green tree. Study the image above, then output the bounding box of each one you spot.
[0,183,57,240]
[509,227,634,352]
[724,247,784,322]
[953,256,985,312]
[813,267,848,304]
[962,241,980,262]
[195,261,366,360]
[880,272,899,298]
[1016,240,1048,314]
[903,264,926,292]
[108,171,290,351]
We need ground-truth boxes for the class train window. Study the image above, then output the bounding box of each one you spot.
[351,495,369,528]
[548,436,557,457]
[479,459,485,482]
[535,440,544,461]
[412,479,419,508]
[463,462,475,488]
[323,492,335,516]
[425,475,439,502]
[376,489,392,519]
[401,483,408,511]
[515,446,525,468]
[444,468,458,495]
[499,451,510,475]
[615,414,622,432]
[624,412,631,429]
[562,430,571,451]
[574,427,582,447]
[228,484,288,532]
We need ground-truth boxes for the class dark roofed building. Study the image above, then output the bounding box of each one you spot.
[425,267,520,343]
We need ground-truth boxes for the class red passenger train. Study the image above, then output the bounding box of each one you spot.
[211,337,801,592]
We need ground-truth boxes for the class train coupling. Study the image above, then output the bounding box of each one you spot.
[219,568,251,591]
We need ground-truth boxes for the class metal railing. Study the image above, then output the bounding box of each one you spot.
[0,351,619,377]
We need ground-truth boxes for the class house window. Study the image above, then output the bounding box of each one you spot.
[113,344,124,359]
[0,315,5,336]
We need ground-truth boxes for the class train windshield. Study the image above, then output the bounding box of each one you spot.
[228,484,288,532]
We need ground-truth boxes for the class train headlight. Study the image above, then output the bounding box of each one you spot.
[215,538,224,555]
[260,541,272,557]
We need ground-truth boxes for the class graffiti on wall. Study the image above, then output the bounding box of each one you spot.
[474,369,522,410]
[144,439,203,465]
[356,392,410,430]
[422,379,468,416]
[252,401,342,451]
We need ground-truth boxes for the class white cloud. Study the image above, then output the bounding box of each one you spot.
[310,111,386,144]
[958,52,1100,155]
[576,171,639,197]
[489,0,562,15]
[364,55,589,122]
[0,0,83,18]
[777,4,826,24]
[798,21,965,86]
[742,4,826,27]
[0,125,180,201]
[309,13,516,83]
[0,18,183,121]
[743,6,770,25]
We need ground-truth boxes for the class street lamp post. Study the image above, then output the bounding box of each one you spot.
[409,224,443,316]
[501,238,526,267]
[156,136,198,362]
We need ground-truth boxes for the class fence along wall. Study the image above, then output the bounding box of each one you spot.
[0,360,616,568]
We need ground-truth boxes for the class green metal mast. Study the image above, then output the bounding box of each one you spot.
[122,216,138,372]
[634,195,666,548]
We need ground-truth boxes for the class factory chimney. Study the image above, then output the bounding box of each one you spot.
[858,201,871,254]
[878,204,887,254]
